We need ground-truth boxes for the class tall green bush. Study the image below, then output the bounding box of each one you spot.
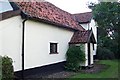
[1,56,14,80]
[96,47,115,60]
[65,45,85,71]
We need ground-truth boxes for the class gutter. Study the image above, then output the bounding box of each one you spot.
[22,19,27,80]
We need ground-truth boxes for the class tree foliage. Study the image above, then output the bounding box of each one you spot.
[91,2,120,59]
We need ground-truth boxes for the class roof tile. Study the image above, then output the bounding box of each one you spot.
[69,30,91,44]
[14,1,84,31]
[73,12,92,23]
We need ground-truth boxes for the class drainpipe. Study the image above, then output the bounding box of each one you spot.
[22,19,27,80]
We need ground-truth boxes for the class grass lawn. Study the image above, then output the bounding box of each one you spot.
[68,60,119,79]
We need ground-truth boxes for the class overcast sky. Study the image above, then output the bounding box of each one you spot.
[46,0,98,14]
[0,0,99,13]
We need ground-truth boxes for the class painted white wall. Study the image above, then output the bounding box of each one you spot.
[0,17,74,71]
[0,16,22,71]
[90,43,93,64]
[90,19,97,56]
[0,15,95,72]
[79,43,88,66]
[80,24,88,30]
[24,20,74,70]
[80,43,94,66]
[84,43,88,66]
[90,19,97,41]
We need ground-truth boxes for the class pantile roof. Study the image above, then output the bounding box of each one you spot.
[73,12,92,23]
[13,0,84,31]
[69,30,96,44]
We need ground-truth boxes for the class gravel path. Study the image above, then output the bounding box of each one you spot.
[23,61,109,80]
[80,64,109,74]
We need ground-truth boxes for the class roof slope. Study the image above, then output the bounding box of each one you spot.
[13,0,84,31]
[73,12,92,23]
[69,30,96,44]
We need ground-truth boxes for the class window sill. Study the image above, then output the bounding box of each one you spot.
[49,52,59,54]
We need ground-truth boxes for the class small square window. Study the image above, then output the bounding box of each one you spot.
[50,43,58,54]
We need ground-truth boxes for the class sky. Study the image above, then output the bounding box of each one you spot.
[0,0,119,14]
[0,0,98,13]
[46,0,98,14]
[0,0,13,13]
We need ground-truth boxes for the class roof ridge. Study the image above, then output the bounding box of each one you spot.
[73,12,92,23]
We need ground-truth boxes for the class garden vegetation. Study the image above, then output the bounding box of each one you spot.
[65,45,85,71]
[0,56,14,80]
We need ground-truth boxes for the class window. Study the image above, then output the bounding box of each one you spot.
[50,43,58,54]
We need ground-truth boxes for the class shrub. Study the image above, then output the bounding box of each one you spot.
[1,56,14,80]
[65,45,85,71]
[96,47,115,60]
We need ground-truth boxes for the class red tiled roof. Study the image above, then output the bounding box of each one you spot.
[13,0,84,31]
[73,12,92,23]
[69,30,96,44]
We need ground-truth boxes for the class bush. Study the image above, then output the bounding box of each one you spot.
[1,56,14,80]
[65,45,85,71]
[96,47,115,60]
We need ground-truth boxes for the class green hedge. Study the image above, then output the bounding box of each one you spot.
[1,56,14,80]
[65,45,85,71]
[96,47,115,60]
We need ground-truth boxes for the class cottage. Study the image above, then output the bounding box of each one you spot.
[0,0,97,76]
[73,12,97,59]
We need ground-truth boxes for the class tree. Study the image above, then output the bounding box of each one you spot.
[90,2,120,59]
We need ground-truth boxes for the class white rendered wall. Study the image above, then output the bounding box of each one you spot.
[80,43,94,66]
[0,16,22,71]
[84,43,88,66]
[90,19,97,41]
[90,43,94,64]
[80,24,88,30]
[80,43,88,66]
[24,20,74,70]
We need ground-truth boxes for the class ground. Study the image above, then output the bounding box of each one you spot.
[23,60,119,80]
